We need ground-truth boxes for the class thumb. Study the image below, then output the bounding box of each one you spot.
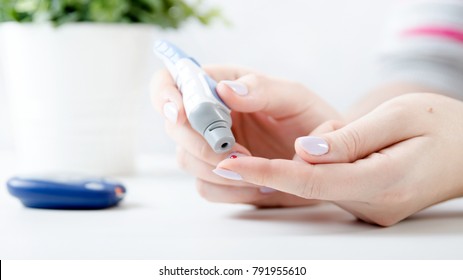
[295,104,423,164]
[216,73,330,120]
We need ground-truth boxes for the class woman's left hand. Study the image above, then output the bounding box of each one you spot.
[213,93,463,226]
[151,65,340,207]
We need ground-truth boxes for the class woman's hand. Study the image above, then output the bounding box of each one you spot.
[213,93,463,225]
[151,65,340,207]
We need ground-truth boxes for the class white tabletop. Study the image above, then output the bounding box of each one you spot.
[1,152,463,260]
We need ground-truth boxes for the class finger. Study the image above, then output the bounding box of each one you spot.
[196,179,279,204]
[166,121,251,166]
[216,73,338,122]
[203,65,251,81]
[150,69,187,125]
[196,178,318,207]
[293,120,343,163]
[215,156,393,201]
[151,66,250,125]
[176,147,255,188]
[295,100,426,164]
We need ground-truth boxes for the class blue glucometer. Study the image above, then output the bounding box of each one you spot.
[6,176,126,210]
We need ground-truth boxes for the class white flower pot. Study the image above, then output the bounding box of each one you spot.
[0,23,156,175]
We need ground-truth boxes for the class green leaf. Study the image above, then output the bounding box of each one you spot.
[0,0,225,28]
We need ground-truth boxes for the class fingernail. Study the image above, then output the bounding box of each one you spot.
[163,102,178,124]
[212,168,242,181]
[226,152,248,159]
[259,186,277,194]
[298,136,329,156]
[220,80,248,96]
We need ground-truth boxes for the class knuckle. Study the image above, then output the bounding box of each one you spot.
[379,95,417,120]
[299,166,322,199]
[244,73,268,92]
[337,127,363,162]
[252,171,268,188]
[380,93,441,127]
[245,73,262,84]
[251,159,276,187]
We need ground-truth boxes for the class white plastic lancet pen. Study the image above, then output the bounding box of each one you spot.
[153,40,235,154]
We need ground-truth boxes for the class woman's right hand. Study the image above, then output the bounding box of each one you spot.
[213,93,463,225]
[151,65,340,207]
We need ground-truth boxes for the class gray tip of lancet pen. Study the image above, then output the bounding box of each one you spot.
[204,122,235,154]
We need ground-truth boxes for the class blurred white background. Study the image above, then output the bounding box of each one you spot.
[0,0,400,156]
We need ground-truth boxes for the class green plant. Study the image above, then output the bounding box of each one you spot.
[0,0,221,28]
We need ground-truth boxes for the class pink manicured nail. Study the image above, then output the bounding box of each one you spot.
[298,136,329,156]
[212,168,242,181]
[259,186,277,194]
[220,80,248,96]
